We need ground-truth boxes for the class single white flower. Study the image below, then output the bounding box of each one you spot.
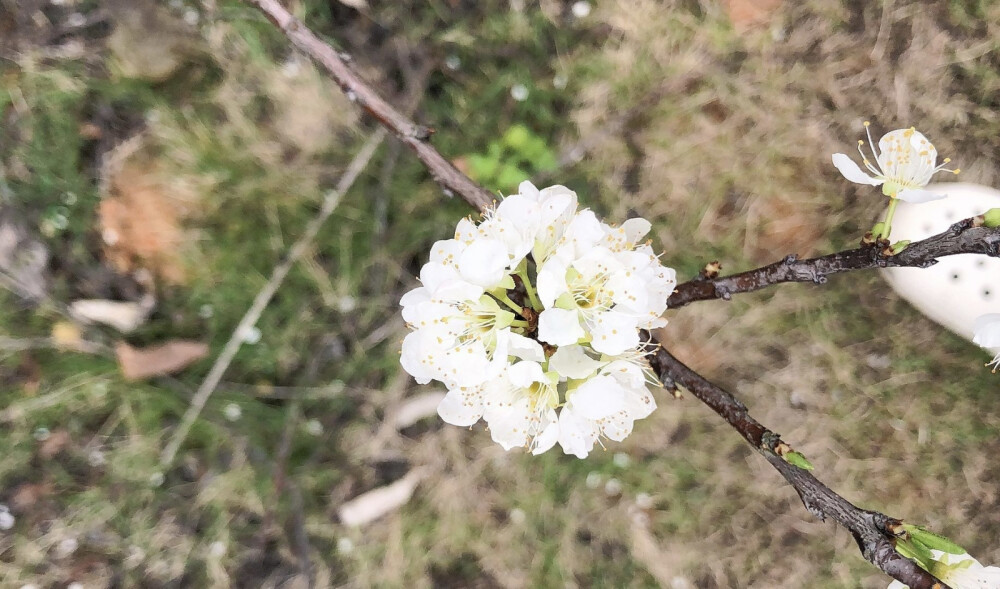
[887,550,1000,589]
[556,359,656,458]
[832,123,958,203]
[973,313,1000,373]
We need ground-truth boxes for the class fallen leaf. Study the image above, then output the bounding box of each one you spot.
[69,299,152,333]
[115,340,209,381]
[393,392,446,430]
[724,0,783,32]
[337,468,425,527]
[99,160,198,285]
[39,429,71,459]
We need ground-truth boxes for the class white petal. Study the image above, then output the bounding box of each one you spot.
[421,262,482,301]
[436,387,484,426]
[517,180,540,199]
[508,361,545,388]
[531,417,560,455]
[557,408,598,458]
[536,257,569,309]
[548,344,604,379]
[895,188,948,203]
[537,308,585,346]
[509,332,545,362]
[400,330,436,384]
[458,238,509,287]
[973,314,1000,348]
[570,375,626,420]
[620,217,651,243]
[485,397,532,450]
[832,153,882,186]
[885,581,906,589]
[589,313,640,355]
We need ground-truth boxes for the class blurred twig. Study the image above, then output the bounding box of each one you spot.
[668,219,1000,309]
[160,130,386,466]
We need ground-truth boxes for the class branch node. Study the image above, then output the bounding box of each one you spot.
[783,254,798,264]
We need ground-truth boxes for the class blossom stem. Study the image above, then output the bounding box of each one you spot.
[880,197,900,240]
[510,320,530,328]
[494,292,526,315]
[516,268,544,312]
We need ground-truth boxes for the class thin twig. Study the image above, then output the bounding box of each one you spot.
[245,0,494,212]
[645,337,950,589]
[668,219,1000,309]
[160,130,386,465]
[243,3,973,586]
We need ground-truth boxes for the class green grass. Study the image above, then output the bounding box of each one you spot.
[1,0,999,587]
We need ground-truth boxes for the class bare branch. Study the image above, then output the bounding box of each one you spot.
[645,337,950,589]
[668,219,1000,309]
[245,0,495,212]
[243,3,966,585]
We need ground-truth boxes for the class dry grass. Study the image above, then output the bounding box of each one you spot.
[2,1,999,587]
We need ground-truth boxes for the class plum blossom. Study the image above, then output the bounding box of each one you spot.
[973,313,1000,373]
[400,181,676,458]
[887,550,1000,589]
[832,123,959,203]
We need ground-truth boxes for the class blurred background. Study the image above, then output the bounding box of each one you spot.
[1,0,999,587]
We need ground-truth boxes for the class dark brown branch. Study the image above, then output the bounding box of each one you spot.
[245,0,495,212]
[245,3,955,586]
[669,219,1000,309]
[645,336,949,589]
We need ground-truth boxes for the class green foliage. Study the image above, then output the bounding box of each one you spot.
[466,124,558,193]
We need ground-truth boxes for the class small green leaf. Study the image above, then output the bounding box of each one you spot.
[895,537,935,570]
[503,124,531,150]
[783,451,814,470]
[890,240,911,255]
[903,524,967,556]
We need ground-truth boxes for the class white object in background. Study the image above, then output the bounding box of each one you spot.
[882,183,1000,345]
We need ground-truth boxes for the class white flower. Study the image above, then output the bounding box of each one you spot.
[556,358,657,458]
[536,223,675,355]
[973,313,1000,373]
[401,181,673,458]
[887,550,1000,589]
[832,123,958,203]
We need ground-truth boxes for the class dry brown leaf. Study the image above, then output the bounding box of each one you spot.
[115,340,209,381]
[99,161,198,284]
[39,429,72,459]
[724,0,783,32]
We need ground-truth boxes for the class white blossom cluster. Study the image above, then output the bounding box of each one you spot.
[400,181,676,458]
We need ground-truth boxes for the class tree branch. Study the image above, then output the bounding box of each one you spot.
[668,219,1000,309]
[244,2,961,585]
[645,337,950,589]
[245,0,495,212]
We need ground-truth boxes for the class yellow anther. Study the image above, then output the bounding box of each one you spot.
[863,121,871,127]
[953,169,961,174]
[943,158,951,163]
